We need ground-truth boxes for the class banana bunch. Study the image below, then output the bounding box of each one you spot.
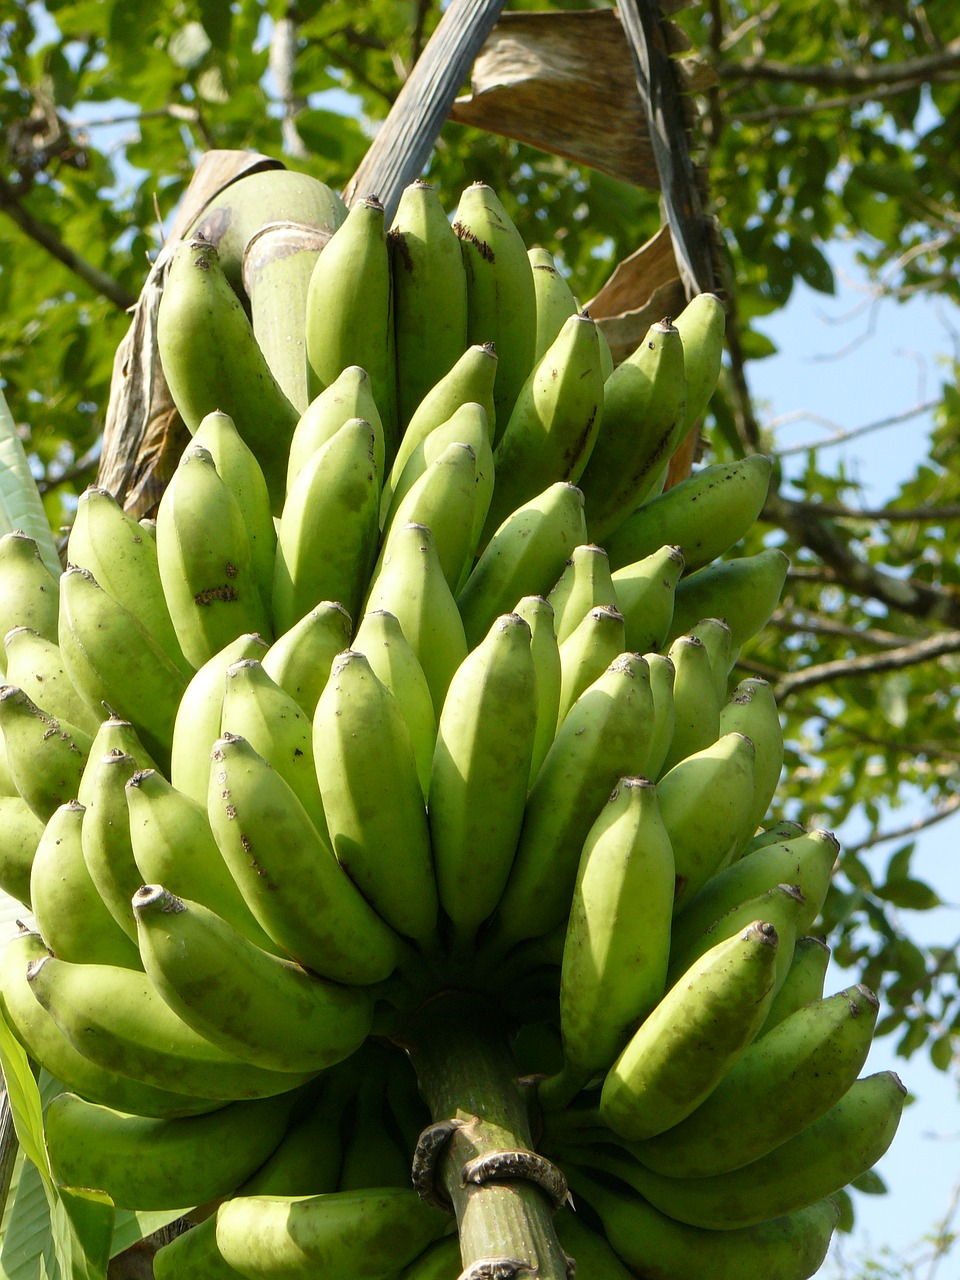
[0,171,901,1280]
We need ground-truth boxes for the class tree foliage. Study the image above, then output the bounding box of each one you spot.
[1,0,958,1085]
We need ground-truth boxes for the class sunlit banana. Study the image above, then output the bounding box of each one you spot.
[44,1088,298,1210]
[488,653,655,954]
[390,178,469,431]
[555,604,626,729]
[287,364,385,496]
[480,312,604,541]
[643,651,676,781]
[687,615,735,703]
[540,777,675,1110]
[207,732,402,984]
[194,410,278,609]
[304,194,397,457]
[156,236,300,512]
[351,608,437,798]
[0,793,43,906]
[0,683,92,821]
[81,748,149,940]
[672,290,726,435]
[454,181,537,435]
[719,676,784,851]
[666,546,790,650]
[3,625,100,735]
[313,649,437,949]
[599,920,780,1141]
[27,951,317,1101]
[134,885,374,1073]
[579,319,687,542]
[170,632,269,805]
[457,482,587,649]
[656,632,722,777]
[363,521,468,718]
[273,416,380,633]
[547,543,617,645]
[628,983,880,1177]
[758,934,831,1037]
[156,443,271,668]
[513,594,562,787]
[428,612,538,951]
[65,486,189,675]
[0,531,60,662]
[610,543,685,655]
[529,245,578,361]
[262,602,352,719]
[605,455,773,574]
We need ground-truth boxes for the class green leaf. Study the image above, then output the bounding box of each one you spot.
[198,0,232,50]
[0,387,62,578]
[929,1034,955,1072]
[167,21,211,69]
[791,238,835,295]
[46,1189,114,1280]
[878,878,942,910]
[850,1169,888,1195]
[850,161,917,197]
[0,1013,47,1177]
[738,327,778,360]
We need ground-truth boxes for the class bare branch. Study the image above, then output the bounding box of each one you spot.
[846,795,960,857]
[771,399,941,457]
[716,35,960,89]
[774,629,960,700]
[768,608,913,649]
[0,173,136,311]
[730,76,933,125]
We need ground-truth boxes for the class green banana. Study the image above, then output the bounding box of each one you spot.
[453,181,538,436]
[287,364,385,497]
[657,731,758,908]
[262,603,352,719]
[382,401,494,554]
[719,676,784,851]
[133,885,374,1073]
[666,547,791,650]
[672,290,726,434]
[599,920,780,1141]
[27,952,317,1101]
[528,245,579,361]
[81,748,150,940]
[351,608,437,798]
[657,632,722,777]
[156,443,271,669]
[555,604,626,729]
[313,649,438,949]
[547,543,617,645]
[194,410,278,609]
[3,625,101,735]
[65,486,190,675]
[457,482,588,649]
[126,766,278,950]
[597,1071,905,1230]
[513,594,562,787]
[428,611,538,951]
[156,236,300,513]
[670,826,839,962]
[566,1168,838,1280]
[604,455,773,574]
[489,653,655,953]
[687,615,736,703]
[379,440,482,594]
[383,343,497,518]
[273,416,381,634]
[220,657,327,838]
[0,929,218,1118]
[628,983,880,1177]
[610,543,685,655]
[170,632,269,805]
[759,934,832,1036]
[0,793,43,905]
[390,179,469,432]
[44,1088,298,1210]
[30,799,142,968]
[480,312,604,541]
[0,683,92,821]
[337,1046,414,1192]
[553,1207,635,1280]
[207,732,402,984]
[399,1235,462,1280]
[0,531,60,661]
[579,319,687,542]
[215,1186,447,1280]
[77,710,158,811]
[643,651,676,781]
[668,881,806,993]
[304,194,397,457]
[541,776,675,1109]
[363,521,468,718]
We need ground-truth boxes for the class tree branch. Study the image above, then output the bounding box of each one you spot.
[768,608,913,649]
[0,174,136,311]
[771,400,942,458]
[790,500,960,523]
[730,76,933,125]
[773,629,960,700]
[846,795,960,857]
[716,36,960,89]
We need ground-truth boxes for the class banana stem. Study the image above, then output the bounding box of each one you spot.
[401,992,571,1280]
